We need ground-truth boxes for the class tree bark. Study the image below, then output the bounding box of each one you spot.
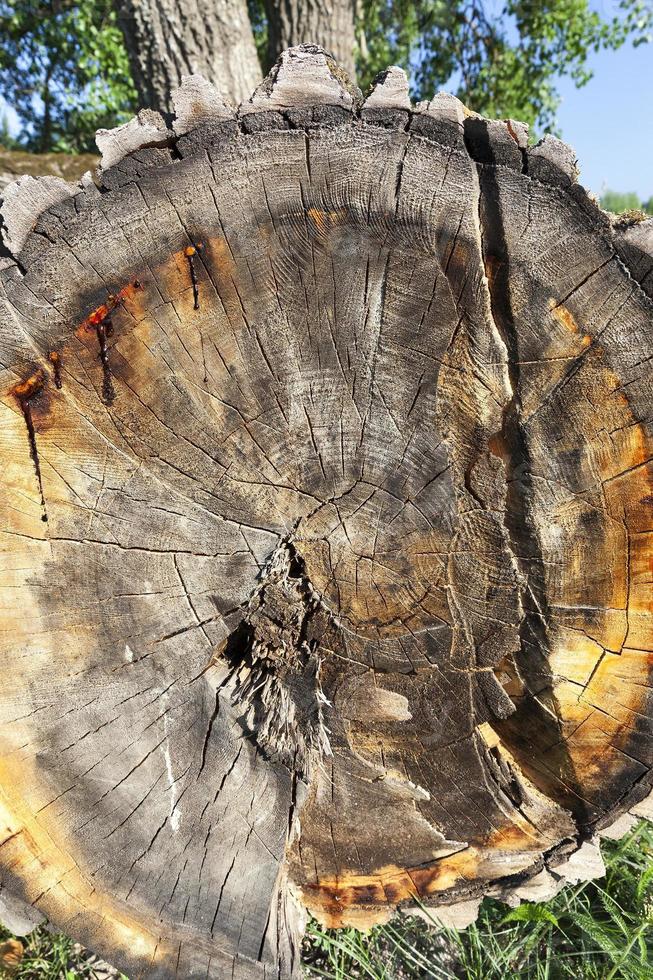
[265,0,357,76]
[115,0,262,110]
[0,45,652,979]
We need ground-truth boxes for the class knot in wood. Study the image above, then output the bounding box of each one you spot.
[217,541,331,775]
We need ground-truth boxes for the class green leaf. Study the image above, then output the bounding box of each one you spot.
[0,0,136,152]
[502,903,560,926]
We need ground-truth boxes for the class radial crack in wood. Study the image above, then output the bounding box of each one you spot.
[0,44,652,980]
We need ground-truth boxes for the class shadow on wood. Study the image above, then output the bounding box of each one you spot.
[0,44,652,980]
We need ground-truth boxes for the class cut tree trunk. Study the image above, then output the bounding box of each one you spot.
[264,0,357,76]
[116,0,262,110]
[1,45,652,979]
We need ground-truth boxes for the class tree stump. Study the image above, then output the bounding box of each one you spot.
[0,45,652,980]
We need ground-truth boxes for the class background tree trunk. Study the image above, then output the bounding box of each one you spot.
[116,0,262,109]
[0,46,652,980]
[264,0,356,76]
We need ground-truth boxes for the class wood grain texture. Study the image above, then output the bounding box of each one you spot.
[0,46,652,979]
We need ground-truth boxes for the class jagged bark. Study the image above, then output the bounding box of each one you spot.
[264,0,357,76]
[115,0,262,110]
[0,45,652,980]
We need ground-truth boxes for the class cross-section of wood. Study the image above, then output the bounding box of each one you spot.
[0,46,651,980]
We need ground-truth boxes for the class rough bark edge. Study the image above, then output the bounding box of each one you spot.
[610,215,653,299]
[239,44,359,115]
[0,175,78,258]
[0,45,636,273]
[95,108,174,170]
[171,74,236,136]
[359,66,411,130]
[404,785,653,932]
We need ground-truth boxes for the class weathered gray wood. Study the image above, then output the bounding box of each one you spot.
[239,43,358,116]
[612,216,653,298]
[172,75,236,137]
[0,175,76,255]
[0,44,652,979]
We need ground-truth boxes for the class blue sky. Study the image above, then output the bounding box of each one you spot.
[556,39,653,201]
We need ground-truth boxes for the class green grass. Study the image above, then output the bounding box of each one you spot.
[0,926,127,978]
[1,823,651,978]
[303,821,653,980]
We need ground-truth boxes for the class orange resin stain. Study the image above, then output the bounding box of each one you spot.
[77,280,143,338]
[74,279,145,404]
[307,207,347,235]
[11,370,46,402]
[548,300,576,333]
[48,351,62,388]
[10,370,49,522]
[184,243,203,309]
[549,301,591,347]
[299,854,475,928]
[299,828,544,929]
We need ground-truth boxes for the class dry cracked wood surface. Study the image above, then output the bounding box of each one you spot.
[0,44,652,980]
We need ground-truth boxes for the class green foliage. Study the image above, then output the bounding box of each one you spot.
[0,110,19,149]
[0,0,136,153]
[304,820,653,979]
[601,188,653,215]
[356,1,653,130]
[248,0,270,71]
[501,903,559,926]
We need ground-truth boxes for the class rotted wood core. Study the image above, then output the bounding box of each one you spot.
[0,45,652,980]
